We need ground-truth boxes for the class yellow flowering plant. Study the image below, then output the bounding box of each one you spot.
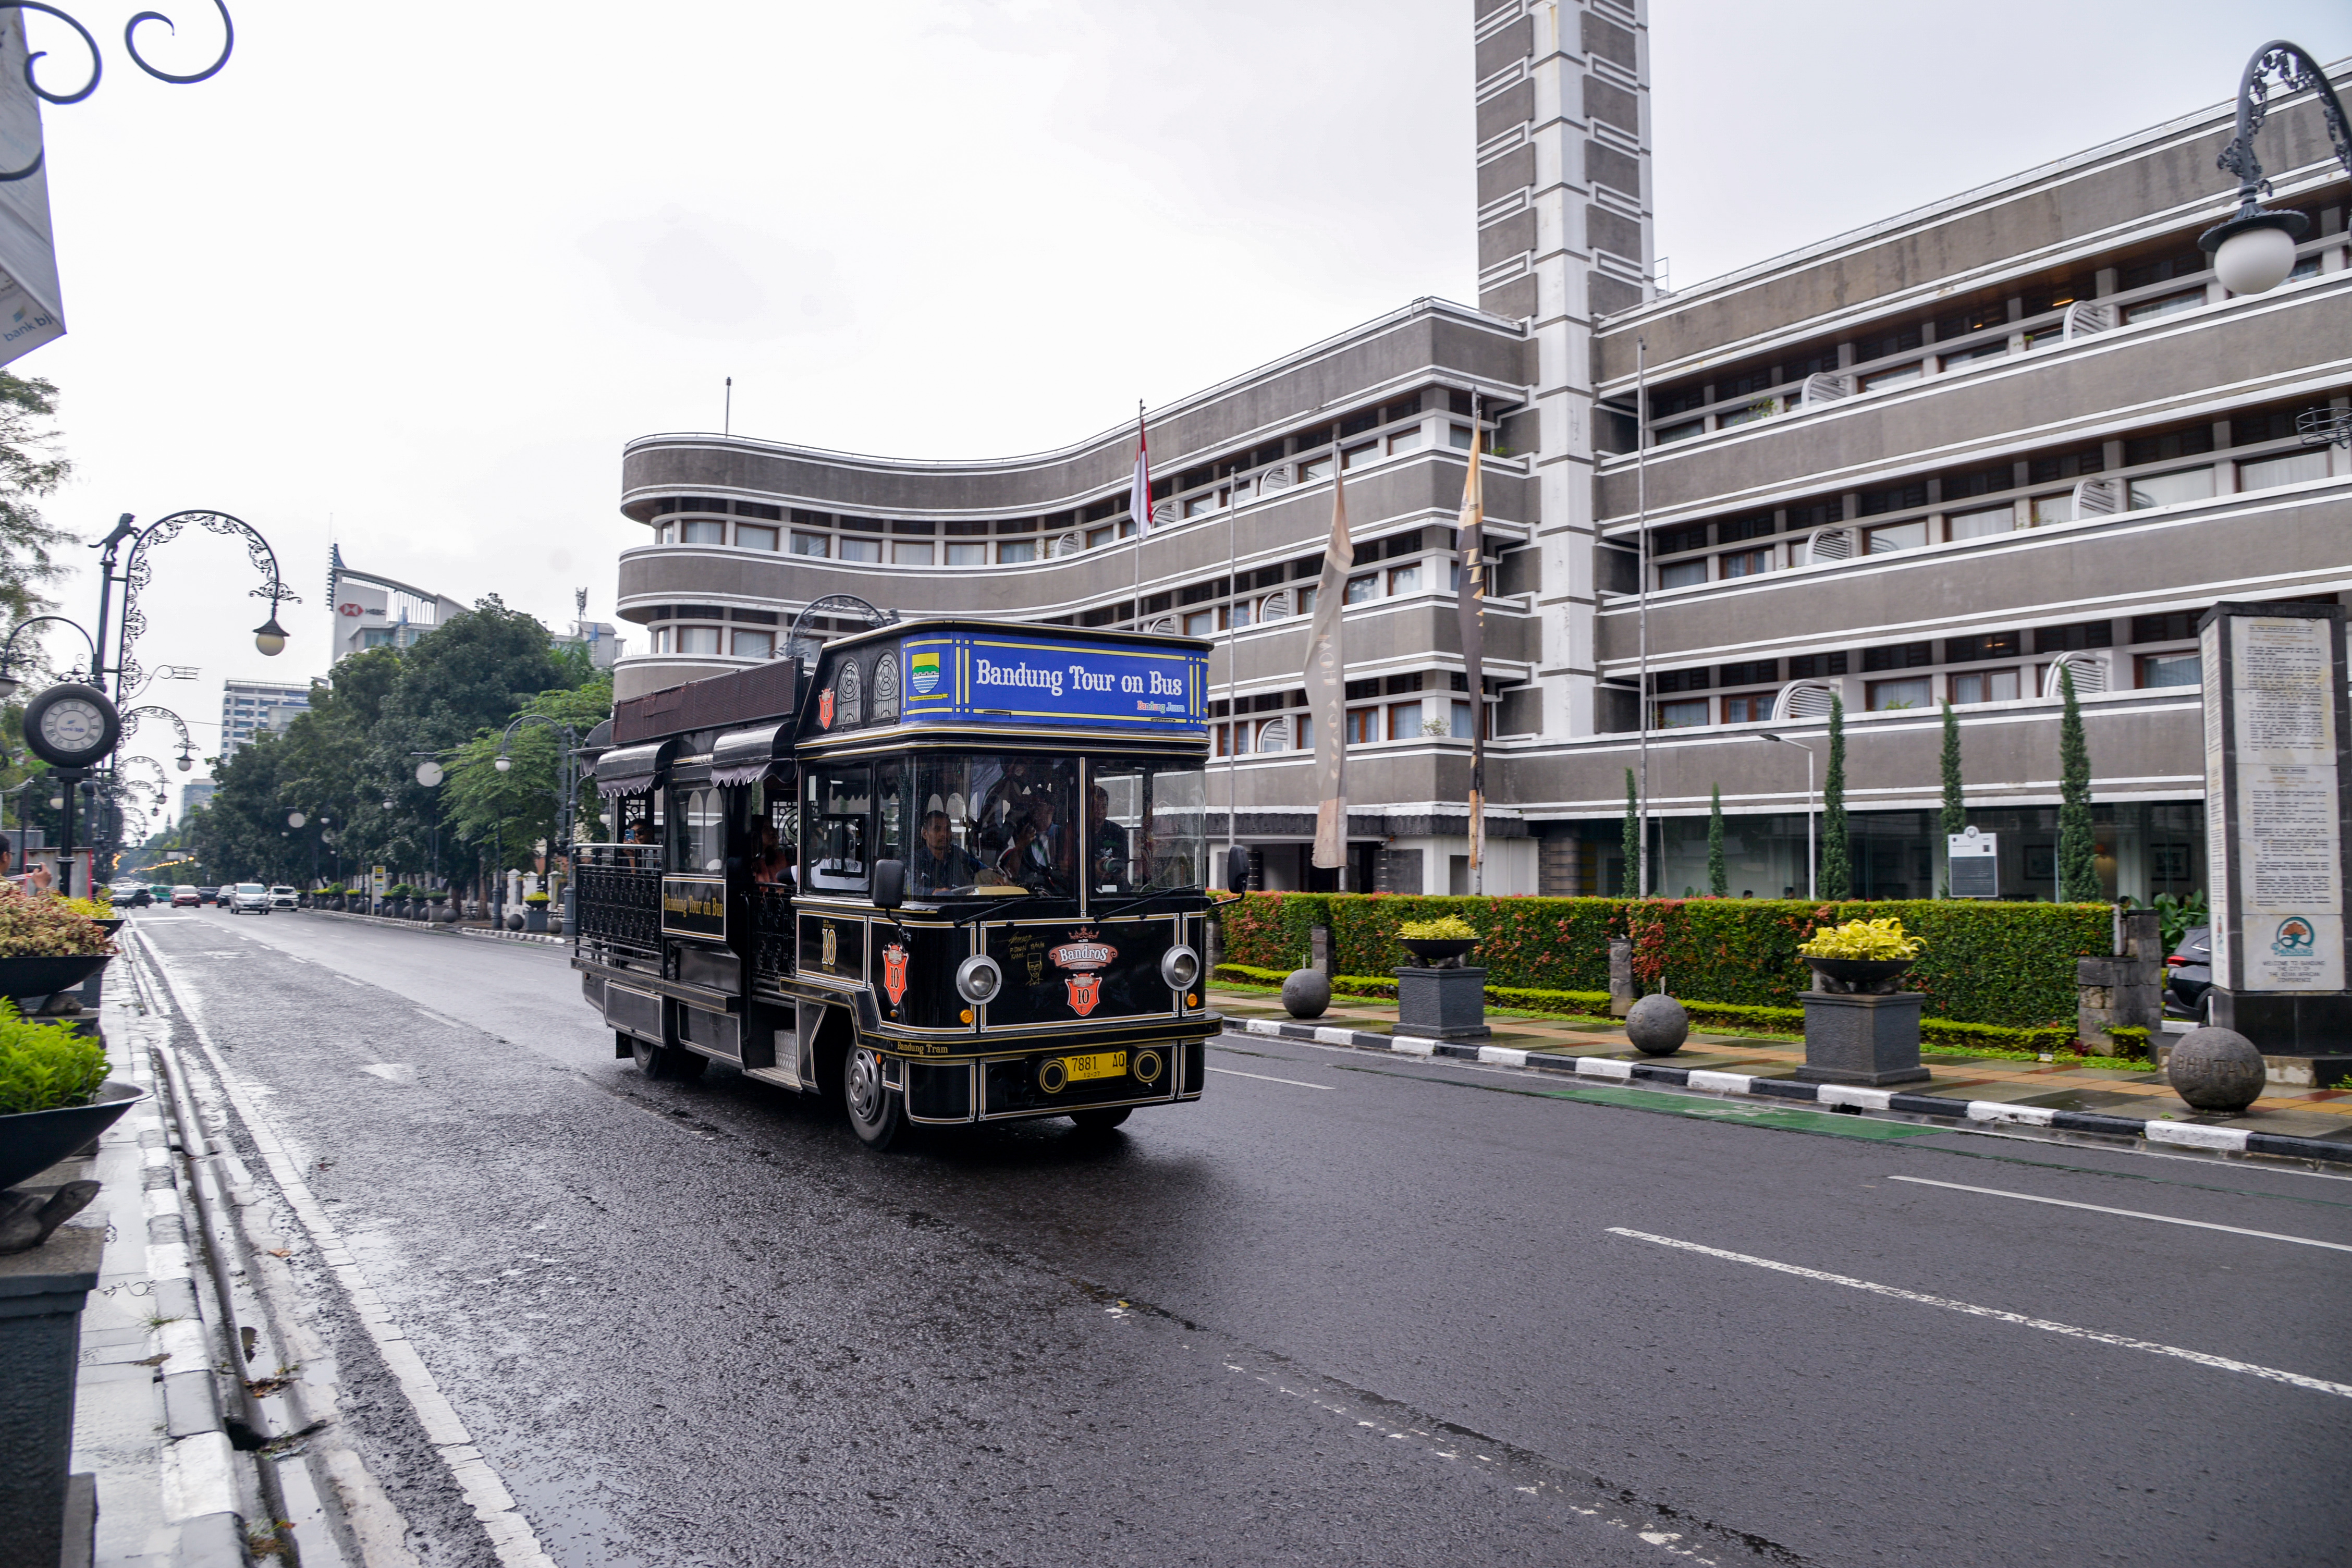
[1396,915,1480,942]
[1798,917,1925,962]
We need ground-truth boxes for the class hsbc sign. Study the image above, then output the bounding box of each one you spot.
[338,602,364,617]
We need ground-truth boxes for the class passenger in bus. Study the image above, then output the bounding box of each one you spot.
[910,810,980,893]
[753,821,791,885]
[1085,786,1132,889]
[997,795,1071,892]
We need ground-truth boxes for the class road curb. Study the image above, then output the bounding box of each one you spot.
[292,908,568,945]
[1228,1018,2352,1167]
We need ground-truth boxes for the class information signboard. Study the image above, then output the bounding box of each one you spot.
[1947,828,1998,899]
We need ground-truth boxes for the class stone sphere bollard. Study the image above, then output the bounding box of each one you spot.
[1625,993,1689,1056]
[1281,968,1331,1020]
[2166,1026,2266,1112]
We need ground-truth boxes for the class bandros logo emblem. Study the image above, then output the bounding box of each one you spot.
[910,651,940,695]
[881,943,909,1007]
[1050,928,1117,1018]
[2271,916,2318,958]
[817,689,835,729]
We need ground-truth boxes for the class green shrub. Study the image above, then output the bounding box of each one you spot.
[2105,1025,2152,1060]
[1221,893,2106,1027]
[0,887,115,958]
[0,1001,109,1113]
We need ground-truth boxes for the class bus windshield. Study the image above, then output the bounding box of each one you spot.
[897,754,1206,900]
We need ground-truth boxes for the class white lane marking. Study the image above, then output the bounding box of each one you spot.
[1205,1065,1331,1091]
[1607,1227,2352,1400]
[1884,1174,2352,1254]
[335,975,366,986]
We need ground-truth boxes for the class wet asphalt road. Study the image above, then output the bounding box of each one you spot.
[129,908,2351,1567]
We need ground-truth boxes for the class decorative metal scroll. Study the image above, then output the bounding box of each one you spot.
[116,509,295,697]
[869,651,900,723]
[117,704,194,757]
[782,593,895,671]
[0,2,234,182]
[2216,42,2352,202]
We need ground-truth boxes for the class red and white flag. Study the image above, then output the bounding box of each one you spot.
[1130,407,1152,538]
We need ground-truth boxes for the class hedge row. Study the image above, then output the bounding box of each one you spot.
[1212,964,2119,1058]
[1217,895,2113,1029]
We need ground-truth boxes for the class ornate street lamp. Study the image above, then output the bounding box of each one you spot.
[2199,43,2352,296]
[92,510,299,703]
[0,615,98,698]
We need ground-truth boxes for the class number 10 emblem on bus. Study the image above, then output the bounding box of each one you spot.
[882,943,909,1008]
[1051,930,1116,1018]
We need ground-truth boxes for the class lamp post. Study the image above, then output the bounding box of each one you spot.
[497,716,581,927]
[2198,43,2352,296]
[90,510,298,705]
[0,616,99,694]
[1759,732,1816,901]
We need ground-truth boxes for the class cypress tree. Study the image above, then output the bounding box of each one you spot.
[1939,700,1964,896]
[2058,664,2100,903]
[1707,784,1728,897]
[1820,695,1851,900]
[1622,768,1641,898]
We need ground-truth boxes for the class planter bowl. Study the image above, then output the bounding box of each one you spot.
[0,1081,145,1190]
[1399,938,1477,968]
[0,954,111,1004]
[1803,956,1915,995]
[93,918,125,937]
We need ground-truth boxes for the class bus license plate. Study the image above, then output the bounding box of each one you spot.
[1061,1051,1127,1083]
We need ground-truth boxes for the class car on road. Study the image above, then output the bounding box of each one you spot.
[111,882,153,908]
[196,885,222,906]
[170,885,201,908]
[2165,925,2212,1022]
[269,885,299,910]
[149,884,173,904]
[228,882,272,914]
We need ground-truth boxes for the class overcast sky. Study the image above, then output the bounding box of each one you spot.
[16,1,2348,806]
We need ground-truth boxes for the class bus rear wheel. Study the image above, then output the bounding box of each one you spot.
[631,1035,706,1081]
[843,1046,903,1149]
[1068,1106,1131,1135]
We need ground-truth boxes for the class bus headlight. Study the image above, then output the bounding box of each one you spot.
[956,955,1003,1005]
[1160,945,1200,991]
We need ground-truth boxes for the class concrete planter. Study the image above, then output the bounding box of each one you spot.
[524,906,549,933]
[0,1083,143,1192]
[0,1218,103,1568]
[1394,964,1490,1042]
[1796,992,1929,1086]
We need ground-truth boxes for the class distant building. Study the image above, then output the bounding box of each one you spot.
[328,545,466,661]
[219,680,312,762]
[554,618,625,670]
[180,780,216,815]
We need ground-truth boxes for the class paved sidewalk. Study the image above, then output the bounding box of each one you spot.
[1211,986,2352,1151]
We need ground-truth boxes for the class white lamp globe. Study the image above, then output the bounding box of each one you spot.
[2212,223,2298,296]
[495,756,511,773]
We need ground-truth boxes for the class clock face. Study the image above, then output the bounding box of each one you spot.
[40,698,102,751]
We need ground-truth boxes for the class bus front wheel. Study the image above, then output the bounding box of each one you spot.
[843,1045,903,1150]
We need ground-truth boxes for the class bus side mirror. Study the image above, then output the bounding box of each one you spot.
[873,859,905,910]
[1226,846,1251,892]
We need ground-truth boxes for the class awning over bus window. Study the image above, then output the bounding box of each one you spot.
[593,738,676,798]
[710,721,792,787]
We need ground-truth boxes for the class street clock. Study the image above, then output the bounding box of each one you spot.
[22,682,123,769]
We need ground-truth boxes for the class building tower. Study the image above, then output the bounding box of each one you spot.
[1472,0,1654,740]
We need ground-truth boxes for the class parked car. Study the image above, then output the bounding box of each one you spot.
[269,886,299,910]
[170,885,201,908]
[196,885,222,906]
[2165,925,2212,1022]
[228,883,272,914]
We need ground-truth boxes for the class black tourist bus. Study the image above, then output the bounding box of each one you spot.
[571,617,1240,1149]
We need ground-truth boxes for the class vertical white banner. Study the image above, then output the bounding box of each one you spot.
[0,13,63,366]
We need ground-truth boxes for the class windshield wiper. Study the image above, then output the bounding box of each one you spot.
[1086,886,1205,923]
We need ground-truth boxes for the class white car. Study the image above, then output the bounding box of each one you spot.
[270,886,299,910]
[228,882,272,914]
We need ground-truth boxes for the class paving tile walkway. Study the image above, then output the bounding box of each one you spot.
[1208,987,2352,1145]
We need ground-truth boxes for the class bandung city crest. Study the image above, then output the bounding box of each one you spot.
[881,942,909,1008]
[1050,928,1118,1018]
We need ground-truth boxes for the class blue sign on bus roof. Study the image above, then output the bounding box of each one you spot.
[898,631,1207,734]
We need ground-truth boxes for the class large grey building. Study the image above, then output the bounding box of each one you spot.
[607,2,2348,904]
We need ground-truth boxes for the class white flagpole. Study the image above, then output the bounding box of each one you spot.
[1132,399,1148,627]
[1636,335,1651,898]
[1226,460,1239,882]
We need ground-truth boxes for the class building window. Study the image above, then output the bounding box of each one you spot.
[1450,700,1474,738]
[654,522,676,544]
[2139,652,2201,689]
[1788,651,1847,679]
[1866,521,1927,554]
[838,537,883,563]
[677,626,722,656]
[1722,693,1771,723]
[1950,669,2019,704]
[731,629,775,659]
[1450,424,1474,450]
[1387,563,1422,596]
[1297,584,1318,617]
[1388,701,1423,739]
[1860,362,1923,391]
[1866,677,1931,710]
[1862,641,1933,671]
[1388,426,1424,455]
[1295,713,1314,752]
[997,540,1037,564]
[1721,547,1772,579]
[1300,456,1333,483]
[736,524,778,552]
[1659,559,1707,590]
[1947,506,2015,540]
[1656,699,1709,728]
[1343,442,1379,471]
[945,542,987,567]
[2126,468,2214,510]
[1344,574,1377,605]
[1182,492,1220,519]
[1653,419,1704,445]
[1229,600,1253,630]
[891,541,934,565]
[1183,609,1215,638]
[1940,341,2008,369]
[2030,493,2074,526]
[2130,611,2197,643]
[1086,525,1117,550]
[2238,450,2329,492]
[2123,288,2204,324]
[681,519,727,545]
[790,531,829,557]
[1344,708,1375,745]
